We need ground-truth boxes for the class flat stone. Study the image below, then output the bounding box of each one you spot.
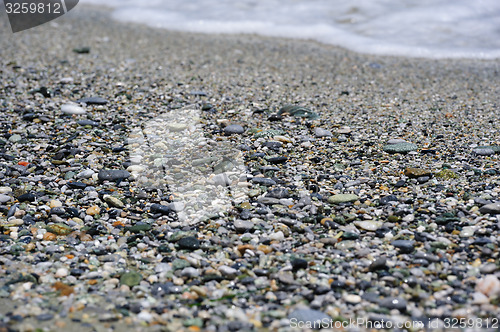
[383,143,418,154]
[77,169,95,179]
[18,193,36,202]
[314,127,333,138]
[61,104,86,115]
[219,265,239,278]
[354,220,382,231]
[46,223,73,235]
[234,219,254,233]
[166,123,188,132]
[103,195,125,208]
[77,96,108,105]
[177,236,200,250]
[98,169,130,182]
[369,257,388,271]
[0,194,12,203]
[128,223,152,233]
[404,167,432,178]
[386,139,408,144]
[479,202,500,215]
[391,240,415,253]
[150,204,171,215]
[224,124,245,135]
[328,194,359,204]
[120,271,142,287]
[251,177,276,186]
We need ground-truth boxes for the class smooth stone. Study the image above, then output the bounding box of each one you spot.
[218,265,239,278]
[0,187,12,194]
[120,271,142,287]
[77,97,108,105]
[46,223,73,235]
[150,204,171,215]
[379,297,407,311]
[460,226,476,237]
[224,124,245,135]
[103,195,124,208]
[343,294,362,304]
[166,123,188,132]
[177,237,200,250]
[354,220,382,231]
[258,197,280,205]
[128,223,151,233]
[18,193,36,202]
[8,134,22,143]
[404,167,432,178]
[475,275,500,298]
[288,308,330,324]
[314,127,333,138]
[369,257,388,271]
[473,147,495,155]
[479,202,500,215]
[180,267,200,278]
[168,202,185,212]
[383,143,417,154]
[391,240,415,253]
[267,156,288,164]
[380,195,398,205]
[251,177,276,186]
[234,219,254,233]
[328,194,358,204]
[98,169,130,182]
[77,169,95,179]
[386,139,407,144]
[77,120,100,127]
[291,258,308,271]
[61,104,86,115]
[0,194,12,203]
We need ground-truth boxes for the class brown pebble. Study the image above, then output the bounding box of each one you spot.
[237,244,255,255]
[404,167,432,178]
[43,232,57,241]
[53,282,74,296]
[86,206,100,216]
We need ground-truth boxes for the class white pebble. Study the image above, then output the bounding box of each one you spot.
[55,268,68,278]
[61,103,86,115]
[476,275,500,298]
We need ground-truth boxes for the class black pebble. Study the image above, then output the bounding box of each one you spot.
[177,236,200,250]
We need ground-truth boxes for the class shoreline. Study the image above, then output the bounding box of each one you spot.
[0,5,499,332]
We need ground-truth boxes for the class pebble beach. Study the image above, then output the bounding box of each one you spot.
[0,6,499,332]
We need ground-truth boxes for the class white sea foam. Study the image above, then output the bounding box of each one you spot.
[81,0,500,59]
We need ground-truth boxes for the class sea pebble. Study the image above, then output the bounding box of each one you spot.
[475,275,500,298]
[224,124,245,135]
[313,127,333,138]
[383,143,418,154]
[0,194,12,203]
[61,104,86,115]
[328,194,358,204]
[479,202,500,215]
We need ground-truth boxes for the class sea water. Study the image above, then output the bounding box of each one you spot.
[82,0,500,59]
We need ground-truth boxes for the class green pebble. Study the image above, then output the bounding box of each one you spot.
[120,271,142,287]
[128,224,151,233]
[435,169,458,179]
[46,223,73,235]
[328,194,359,204]
[382,143,418,154]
